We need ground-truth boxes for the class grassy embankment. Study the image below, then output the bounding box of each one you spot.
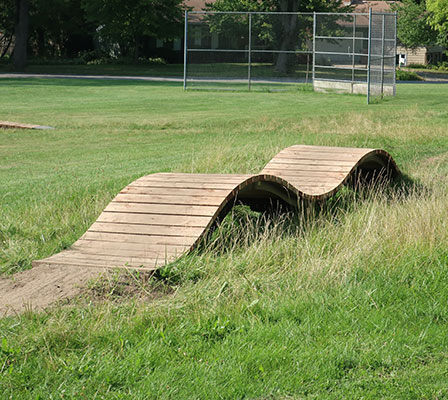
[1,79,448,398]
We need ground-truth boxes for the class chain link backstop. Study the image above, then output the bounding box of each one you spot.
[183,11,396,103]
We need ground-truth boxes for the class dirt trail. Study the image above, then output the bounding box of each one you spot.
[0,265,105,317]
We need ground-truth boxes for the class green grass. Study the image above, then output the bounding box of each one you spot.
[1,79,448,398]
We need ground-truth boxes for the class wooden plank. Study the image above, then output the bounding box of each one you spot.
[257,176,343,185]
[82,231,197,246]
[140,173,252,182]
[74,238,189,252]
[72,241,188,258]
[50,250,168,266]
[38,257,163,270]
[288,145,373,153]
[0,121,39,129]
[263,162,353,173]
[88,222,205,237]
[129,180,242,190]
[263,158,356,167]
[114,193,225,206]
[262,169,346,179]
[275,150,368,161]
[120,186,231,197]
[97,212,210,227]
[105,202,217,217]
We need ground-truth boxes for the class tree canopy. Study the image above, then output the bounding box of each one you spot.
[392,0,447,48]
[426,0,448,46]
[1,0,185,66]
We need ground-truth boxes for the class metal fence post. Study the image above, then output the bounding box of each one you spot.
[352,14,356,93]
[380,14,385,98]
[248,12,252,91]
[183,10,188,91]
[312,12,316,87]
[367,8,372,104]
[393,12,397,96]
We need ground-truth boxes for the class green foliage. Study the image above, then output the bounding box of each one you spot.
[29,0,94,58]
[396,69,423,80]
[392,0,438,48]
[209,0,349,13]
[2,0,184,65]
[81,0,184,59]
[426,0,448,46]
[0,0,15,58]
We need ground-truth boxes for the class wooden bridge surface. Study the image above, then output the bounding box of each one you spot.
[33,145,399,271]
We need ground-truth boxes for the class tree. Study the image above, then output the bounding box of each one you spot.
[81,0,184,60]
[207,0,350,73]
[29,0,95,58]
[426,0,448,46]
[13,0,29,68]
[0,0,15,58]
[391,0,438,48]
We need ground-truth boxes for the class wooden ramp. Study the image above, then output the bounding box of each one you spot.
[0,121,54,130]
[33,145,400,272]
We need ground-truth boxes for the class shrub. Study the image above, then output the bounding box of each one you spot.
[407,63,427,69]
[396,69,422,81]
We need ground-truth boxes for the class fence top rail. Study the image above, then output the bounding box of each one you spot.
[188,11,314,15]
[371,11,398,16]
[187,10,396,16]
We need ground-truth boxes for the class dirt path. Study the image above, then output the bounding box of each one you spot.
[0,265,106,317]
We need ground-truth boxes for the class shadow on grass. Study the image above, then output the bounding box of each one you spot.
[0,77,182,88]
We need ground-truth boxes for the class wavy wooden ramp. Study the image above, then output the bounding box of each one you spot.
[33,145,400,272]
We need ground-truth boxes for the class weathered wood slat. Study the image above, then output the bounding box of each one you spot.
[105,202,217,217]
[89,222,205,237]
[129,181,242,190]
[51,251,166,266]
[114,193,226,206]
[82,231,197,246]
[264,159,356,167]
[262,169,347,179]
[97,212,210,227]
[33,145,399,271]
[288,145,373,153]
[264,163,353,173]
[72,241,187,258]
[121,186,232,197]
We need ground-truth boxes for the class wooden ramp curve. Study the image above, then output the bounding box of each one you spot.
[33,145,400,271]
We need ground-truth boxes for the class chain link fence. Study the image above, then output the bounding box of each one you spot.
[368,11,397,102]
[183,11,396,103]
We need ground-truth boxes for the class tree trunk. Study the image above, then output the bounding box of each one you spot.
[13,0,29,69]
[275,0,299,74]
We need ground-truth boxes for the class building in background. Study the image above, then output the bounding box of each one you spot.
[182,0,445,66]
[347,0,445,66]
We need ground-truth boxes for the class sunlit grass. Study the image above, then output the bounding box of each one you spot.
[1,79,448,397]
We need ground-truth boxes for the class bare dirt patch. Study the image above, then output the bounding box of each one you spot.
[0,265,171,316]
[0,264,106,316]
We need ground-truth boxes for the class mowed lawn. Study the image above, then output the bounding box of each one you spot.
[1,79,448,398]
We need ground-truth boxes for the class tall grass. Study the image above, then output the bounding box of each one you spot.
[1,80,448,397]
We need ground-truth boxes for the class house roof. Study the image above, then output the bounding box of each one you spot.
[349,1,395,13]
[185,0,211,11]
